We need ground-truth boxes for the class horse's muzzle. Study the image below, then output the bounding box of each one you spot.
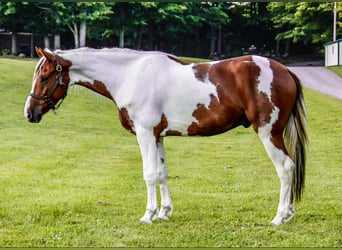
[25,109,42,123]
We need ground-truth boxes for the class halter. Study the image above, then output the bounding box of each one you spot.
[29,55,67,113]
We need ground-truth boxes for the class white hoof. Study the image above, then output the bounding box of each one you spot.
[158,205,173,220]
[271,216,283,226]
[140,209,158,224]
[157,214,169,220]
[271,206,296,225]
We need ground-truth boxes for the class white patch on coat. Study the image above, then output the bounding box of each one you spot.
[252,55,273,101]
[258,106,279,141]
[258,106,287,171]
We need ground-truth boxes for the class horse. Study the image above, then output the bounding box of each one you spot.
[24,47,308,225]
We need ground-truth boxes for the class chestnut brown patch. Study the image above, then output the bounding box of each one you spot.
[186,93,243,136]
[268,59,297,139]
[255,92,274,130]
[192,64,210,82]
[153,114,182,140]
[154,114,169,140]
[119,107,135,134]
[77,80,113,100]
[166,130,182,136]
[187,57,261,136]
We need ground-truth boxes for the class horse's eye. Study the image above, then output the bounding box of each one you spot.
[41,76,49,83]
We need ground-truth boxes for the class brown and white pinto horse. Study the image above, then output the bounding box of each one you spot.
[24,47,307,225]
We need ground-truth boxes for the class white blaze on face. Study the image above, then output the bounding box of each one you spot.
[252,55,273,101]
[24,57,46,118]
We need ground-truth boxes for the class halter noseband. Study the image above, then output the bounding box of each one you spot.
[29,55,67,113]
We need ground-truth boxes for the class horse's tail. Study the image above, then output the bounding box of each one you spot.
[285,70,308,202]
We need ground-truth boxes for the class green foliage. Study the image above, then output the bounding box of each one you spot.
[1,2,337,56]
[0,2,33,31]
[268,2,335,44]
[0,58,341,247]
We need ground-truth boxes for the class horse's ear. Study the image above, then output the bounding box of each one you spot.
[35,47,44,58]
[36,47,55,62]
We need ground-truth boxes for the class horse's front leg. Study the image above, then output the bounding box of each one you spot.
[156,137,173,220]
[136,126,159,224]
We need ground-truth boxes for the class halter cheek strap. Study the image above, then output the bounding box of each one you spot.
[29,54,67,113]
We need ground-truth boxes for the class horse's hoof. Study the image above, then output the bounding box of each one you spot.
[271,211,295,225]
[140,216,153,224]
[158,205,173,220]
[157,214,169,220]
[140,209,158,224]
[271,216,283,226]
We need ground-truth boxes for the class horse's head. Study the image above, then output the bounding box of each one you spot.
[24,47,72,123]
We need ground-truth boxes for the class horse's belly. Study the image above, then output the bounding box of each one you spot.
[161,106,245,137]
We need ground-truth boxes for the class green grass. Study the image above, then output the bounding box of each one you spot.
[0,57,341,247]
[327,65,342,77]
[178,56,211,63]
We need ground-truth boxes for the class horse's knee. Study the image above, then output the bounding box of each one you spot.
[158,168,168,182]
[143,169,158,183]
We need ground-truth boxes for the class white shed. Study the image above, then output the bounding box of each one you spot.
[325,39,342,66]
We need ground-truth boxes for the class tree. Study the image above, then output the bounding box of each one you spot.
[268,2,336,55]
[50,2,112,48]
[0,2,35,55]
[1,2,335,58]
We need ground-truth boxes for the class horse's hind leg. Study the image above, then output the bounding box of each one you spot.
[156,137,173,220]
[257,116,296,225]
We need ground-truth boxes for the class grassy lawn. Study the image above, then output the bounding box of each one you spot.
[178,56,211,63]
[0,57,341,247]
[327,65,342,77]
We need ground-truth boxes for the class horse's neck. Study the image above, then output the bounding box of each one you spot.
[59,49,133,86]
[57,48,177,106]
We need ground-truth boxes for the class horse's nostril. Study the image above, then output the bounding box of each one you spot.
[26,110,42,123]
[27,111,33,120]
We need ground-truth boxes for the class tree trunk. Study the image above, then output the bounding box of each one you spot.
[54,34,61,50]
[276,39,280,56]
[195,27,203,58]
[73,22,79,48]
[147,22,154,50]
[209,27,216,58]
[135,25,143,50]
[119,26,125,48]
[11,32,17,55]
[44,35,50,49]
[118,3,126,48]
[79,10,87,47]
[217,26,222,55]
[30,33,34,58]
[67,20,80,49]
[284,38,290,56]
